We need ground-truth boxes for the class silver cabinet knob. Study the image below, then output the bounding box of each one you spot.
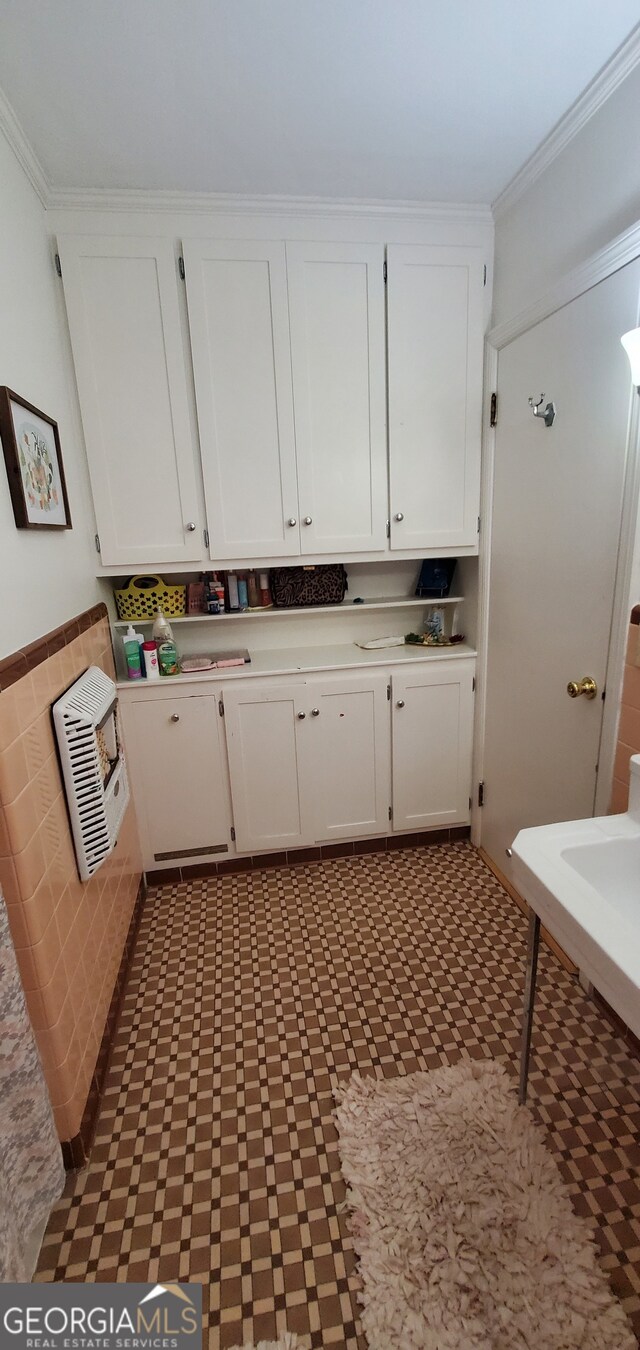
[394,512,404,522]
[297,711,306,719]
[170,713,180,722]
[185,521,197,531]
[287,517,297,527]
[311,708,320,717]
[303,516,313,525]
[396,699,405,709]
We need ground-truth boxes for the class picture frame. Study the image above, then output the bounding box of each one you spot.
[0,387,72,530]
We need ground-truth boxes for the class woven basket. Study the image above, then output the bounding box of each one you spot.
[114,574,187,621]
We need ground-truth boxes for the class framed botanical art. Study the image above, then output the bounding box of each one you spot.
[0,387,72,529]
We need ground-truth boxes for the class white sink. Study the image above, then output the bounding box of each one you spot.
[511,755,640,1039]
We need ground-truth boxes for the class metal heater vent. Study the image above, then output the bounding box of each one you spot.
[53,665,130,881]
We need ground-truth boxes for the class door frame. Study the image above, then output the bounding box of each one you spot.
[472,217,640,846]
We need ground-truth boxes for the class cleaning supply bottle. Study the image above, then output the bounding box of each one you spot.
[142,640,160,680]
[122,625,143,679]
[152,607,174,643]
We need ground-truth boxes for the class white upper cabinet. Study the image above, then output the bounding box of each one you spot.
[286,242,387,553]
[57,235,202,567]
[182,239,300,560]
[387,245,485,552]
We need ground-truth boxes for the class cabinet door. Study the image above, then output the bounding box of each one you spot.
[387,245,484,551]
[183,239,299,560]
[286,242,387,553]
[391,659,475,830]
[223,682,314,852]
[122,694,232,868]
[57,235,202,567]
[307,673,391,841]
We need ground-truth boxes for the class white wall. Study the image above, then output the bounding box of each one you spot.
[493,63,640,326]
[0,131,100,660]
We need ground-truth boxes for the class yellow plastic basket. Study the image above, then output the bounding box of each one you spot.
[114,574,187,621]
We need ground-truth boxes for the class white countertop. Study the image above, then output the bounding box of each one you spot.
[116,640,476,690]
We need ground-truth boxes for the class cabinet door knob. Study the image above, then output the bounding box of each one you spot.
[170,713,180,722]
[396,699,405,709]
[394,512,404,522]
[185,521,197,531]
[303,516,313,526]
[297,711,306,719]
[311,708,320,717]
[287,517,297,527]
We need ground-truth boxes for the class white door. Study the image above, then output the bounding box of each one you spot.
[286,242,387,553]
[223,682,314,852]
[122,693,232,869]
[307,672,391,840]
[481,262,640,871]
[387,245,485,551]
[183,239,300,560]
[392,659,475,829]
[57,235,202,567]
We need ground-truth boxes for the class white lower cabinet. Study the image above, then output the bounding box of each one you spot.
[120,691,232,868]
[223,682,315,853]
[309,673,391,841]
[391,659,475,830]
[121,656,475,869]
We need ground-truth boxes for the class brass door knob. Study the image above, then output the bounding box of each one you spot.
[567,676,597,700]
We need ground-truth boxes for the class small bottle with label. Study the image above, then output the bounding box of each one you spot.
[259,572,272,608]
[237,573,249,610]
[226,572,240,612]
[142,640,160,679]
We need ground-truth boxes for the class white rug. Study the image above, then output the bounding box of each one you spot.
[335,1059,635,1349]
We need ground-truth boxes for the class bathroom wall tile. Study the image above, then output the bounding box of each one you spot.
[613,739,634,787]
[610,776,629,814]
[0,855,20,907]
[13,826,47,899]
[21,874,57,947]
[0,806,12,859]
[0,673,37,746]
[625,623,639,665]
[0,733,30,804]
[618,700,640,753]
[3,780,42,854]
[620,660,640,710]
[22,711,56,779]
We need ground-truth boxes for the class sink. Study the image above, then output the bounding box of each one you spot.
[511,755,640,1040]
[561,836,640,921]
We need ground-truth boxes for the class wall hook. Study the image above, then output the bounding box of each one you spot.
[528,393,556,427]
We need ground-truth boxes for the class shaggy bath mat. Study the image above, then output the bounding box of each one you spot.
[335,1059,635,1350]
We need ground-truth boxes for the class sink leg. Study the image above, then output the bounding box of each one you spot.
[518,910,541,1105]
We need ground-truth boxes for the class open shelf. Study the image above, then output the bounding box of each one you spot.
[111,595,464,625]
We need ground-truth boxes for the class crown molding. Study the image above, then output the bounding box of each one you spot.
[46,185,493,225]
[492,22,640,221]
[488,216,640,350]
[0,86,50,206]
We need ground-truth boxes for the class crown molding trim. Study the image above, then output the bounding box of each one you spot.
[0,86,50,206]
[492,22,640,221]
[488,216,640,350]
[45,185,493,225]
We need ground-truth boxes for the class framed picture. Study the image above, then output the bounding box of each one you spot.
[0,387,71,529]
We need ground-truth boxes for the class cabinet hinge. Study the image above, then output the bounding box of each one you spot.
[477,515,481,534]
[469,796,472,810]
[203,527,209,550]
[478,781,485,807]
[218,697,224,717]
[472,675,476,692]
[230,826,236,842]
[383,260,387,283]
[386,519,390,538]
[94,533,101,554]
[54,252,62,278]
[490,392,498,427]
[178,256,185,280]
[483,263,487,287]
[388,805,392,821]
[387,683,391,701]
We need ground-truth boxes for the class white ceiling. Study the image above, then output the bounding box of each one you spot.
[0,1,638,202]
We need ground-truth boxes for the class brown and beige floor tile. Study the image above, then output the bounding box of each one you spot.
[35,842,640,1346]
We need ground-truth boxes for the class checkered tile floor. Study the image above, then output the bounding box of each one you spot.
[36,842,640,1346]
